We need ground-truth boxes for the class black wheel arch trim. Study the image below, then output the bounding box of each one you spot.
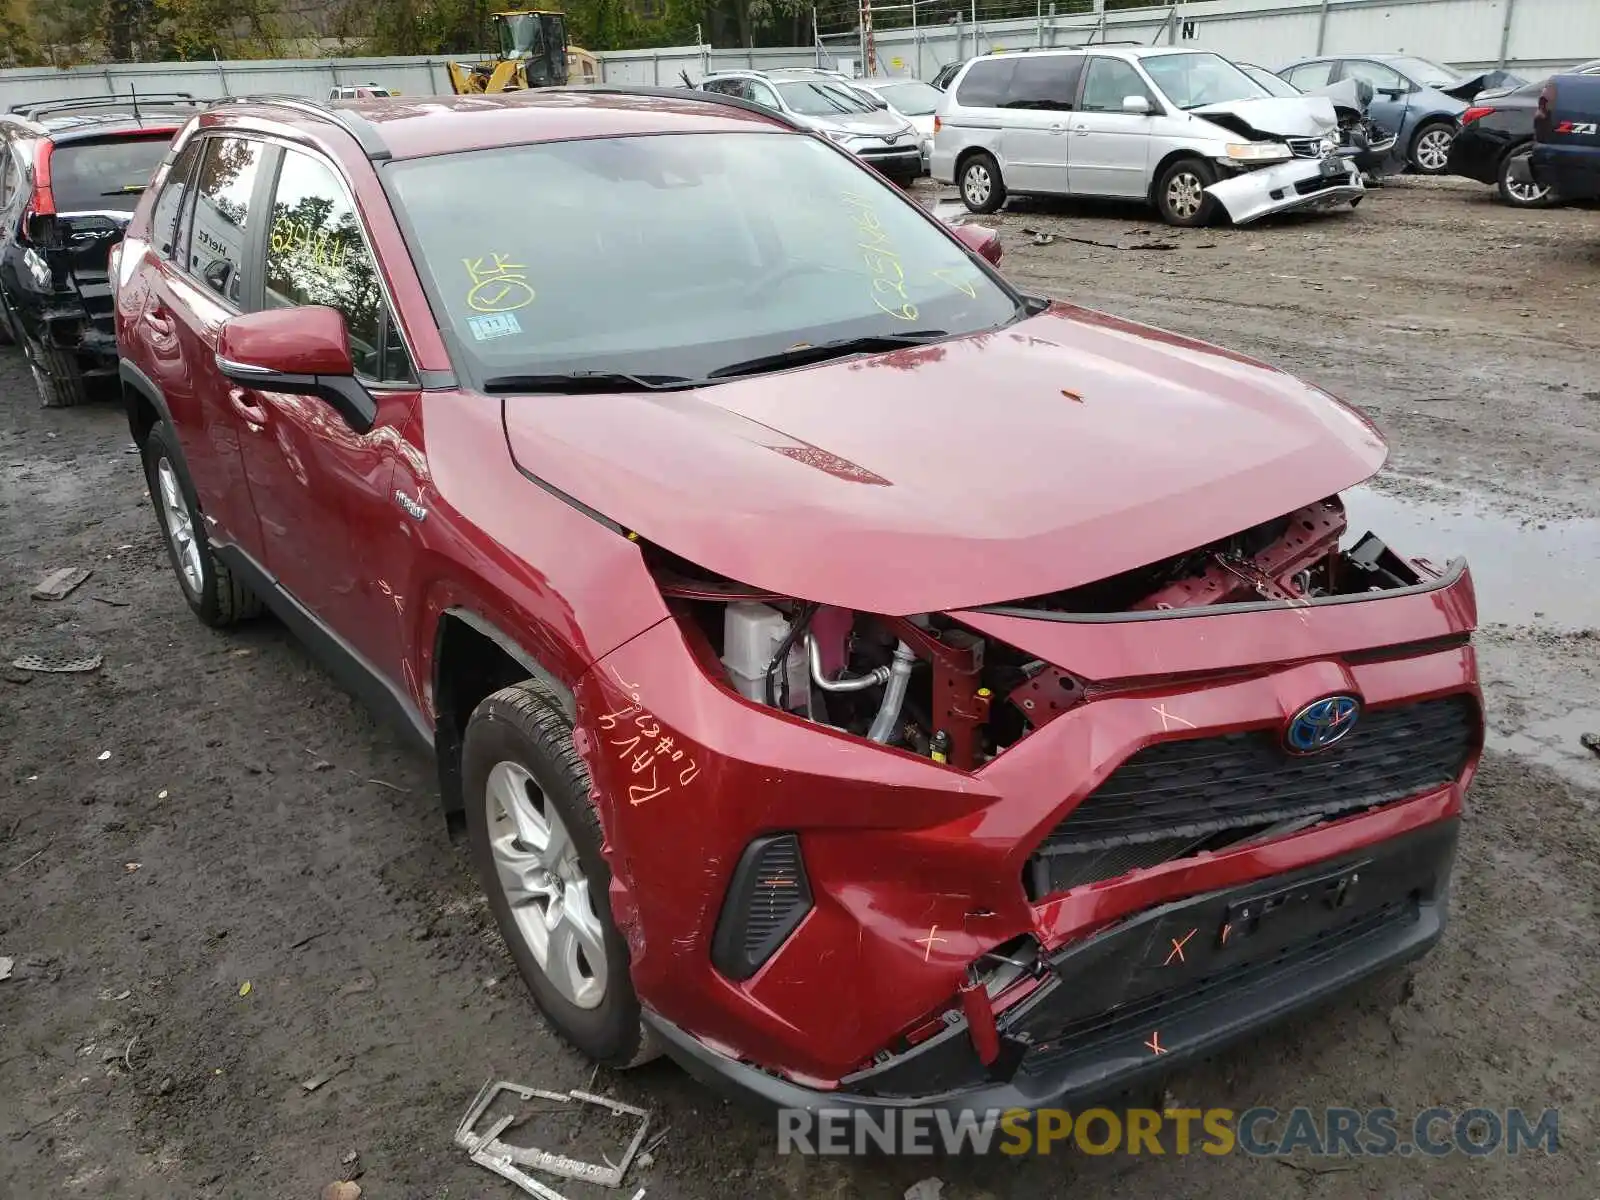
[435,607,577,721]
[120,359,175,445]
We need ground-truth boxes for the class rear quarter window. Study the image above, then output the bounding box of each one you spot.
[956,59,1018,107]
[50,134,174,213]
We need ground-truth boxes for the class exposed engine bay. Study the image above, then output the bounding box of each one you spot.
[647,493,1443,772]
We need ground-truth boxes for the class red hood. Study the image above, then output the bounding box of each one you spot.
[500,304,1386,615]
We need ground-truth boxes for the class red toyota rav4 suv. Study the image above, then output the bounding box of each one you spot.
[113,89,1481,1113]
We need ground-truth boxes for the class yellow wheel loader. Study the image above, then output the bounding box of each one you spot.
[447,10,597,94]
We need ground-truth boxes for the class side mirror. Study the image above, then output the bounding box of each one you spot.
[1121,94,1152,115]
[869,94,889,109]
[215,306,376,433]
[950,222,1003,265]
[202,258,232,293]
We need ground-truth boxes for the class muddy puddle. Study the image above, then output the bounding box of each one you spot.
[1342,484,1600,631]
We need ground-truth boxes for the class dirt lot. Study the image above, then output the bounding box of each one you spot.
[3,175,1598,1200]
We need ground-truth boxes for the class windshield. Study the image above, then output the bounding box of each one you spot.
[387,132,1017,384]
[1386,56,1464,87]
[52,134,174,212]
[1142,52,1270,109]
[777,81,876,115]
[874,81,943,114]
[1241,64,1301,97]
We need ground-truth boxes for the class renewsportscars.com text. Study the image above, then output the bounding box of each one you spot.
[777,1106,1560,1157]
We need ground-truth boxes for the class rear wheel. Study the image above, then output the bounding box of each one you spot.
[1408,121,1454,174]
[142,421,262,627]
[25,339,88,408]
[959,152,1006,214]
[1497,142,1555,207]
[1155,157,1216,227]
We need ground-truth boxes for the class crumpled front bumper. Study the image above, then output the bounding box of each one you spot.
[1206,154,1365,225]
[577,562,1480,1094]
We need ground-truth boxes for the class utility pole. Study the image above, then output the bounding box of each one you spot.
[861,0,876,78]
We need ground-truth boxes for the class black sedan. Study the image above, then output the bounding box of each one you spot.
[1447,58,1600,206]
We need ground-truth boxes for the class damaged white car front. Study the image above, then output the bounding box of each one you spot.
[1193,96,1366,224]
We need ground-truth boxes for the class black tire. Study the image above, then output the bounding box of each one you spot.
[958,151,1006,214]
[1496,142,1556,207]
[1154,157,1216,227]
[1408,120,1455,175]
[141,420,263,627]
[463,681,659,1069]
[25,338,88,408]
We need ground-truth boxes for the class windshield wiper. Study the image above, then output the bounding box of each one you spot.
[707,331,949,380]
[482,370,699,394]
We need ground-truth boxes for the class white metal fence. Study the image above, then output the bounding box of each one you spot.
[0,0,1592,113]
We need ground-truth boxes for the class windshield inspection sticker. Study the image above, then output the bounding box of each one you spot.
[467,312,523,342]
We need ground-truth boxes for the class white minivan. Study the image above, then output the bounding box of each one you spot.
[932,46,1364,226]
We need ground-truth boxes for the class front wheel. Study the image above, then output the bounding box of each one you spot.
[463,681,659,1068]
[1497,143,1555,207]
[1409,121,1454,175]
[959,152,1006,214]
[1155,157,1216,227]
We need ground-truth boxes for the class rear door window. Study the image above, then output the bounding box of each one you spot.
[1283,61,1335,89]
[186,135,267,305]
[50,134,174,213]
[264,147,412,384]
[148,137,202,260]
[955,58,1017,107]
[1004,56,1084,110]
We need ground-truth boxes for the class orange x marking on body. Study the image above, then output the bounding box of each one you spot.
[1221,922,1233,946]
[1145,1030,1166,1056]
[1164,928,1197,966]
[1152,703,1197,731]
[916,925,948,963]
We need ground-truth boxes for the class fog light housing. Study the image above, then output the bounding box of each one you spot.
[711,833,813,980]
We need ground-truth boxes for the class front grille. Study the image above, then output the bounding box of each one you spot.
[1295,173,1349,195]
[1037,695,1478,856]
[1018,898,1412,1075]
[1286,137,1323,158]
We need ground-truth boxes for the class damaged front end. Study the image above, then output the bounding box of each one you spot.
[1311,78,1401,177]
[1194,98,1366,223]
[587,487,1480,1106]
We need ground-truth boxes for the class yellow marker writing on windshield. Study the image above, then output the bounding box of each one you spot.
[463,253,535,313]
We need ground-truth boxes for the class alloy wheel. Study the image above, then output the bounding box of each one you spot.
[156,457,203,596]
[484,760,608,1010]
[1415,127,1452,172]
[1503,148,1550,205]
[963,163,992,208]
[1166,171,1204,220]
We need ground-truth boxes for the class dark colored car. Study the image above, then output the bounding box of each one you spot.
[0,93,197,406]
[1239,61,1401,178]
[114,88,1480,1114]
[1450,59,1600,206]
[1277,54,1486,174]
[1530,72,1600,200]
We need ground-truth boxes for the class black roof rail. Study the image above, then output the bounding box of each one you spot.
[1066,40,1146,48]
[8,91,202,119]
[206,93,391,161]
[538,84,809,132]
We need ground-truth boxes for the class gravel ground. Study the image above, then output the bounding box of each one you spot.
[2,174,1598,1199]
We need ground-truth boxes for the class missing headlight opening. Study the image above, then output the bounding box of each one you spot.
[644,493,1439,772]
